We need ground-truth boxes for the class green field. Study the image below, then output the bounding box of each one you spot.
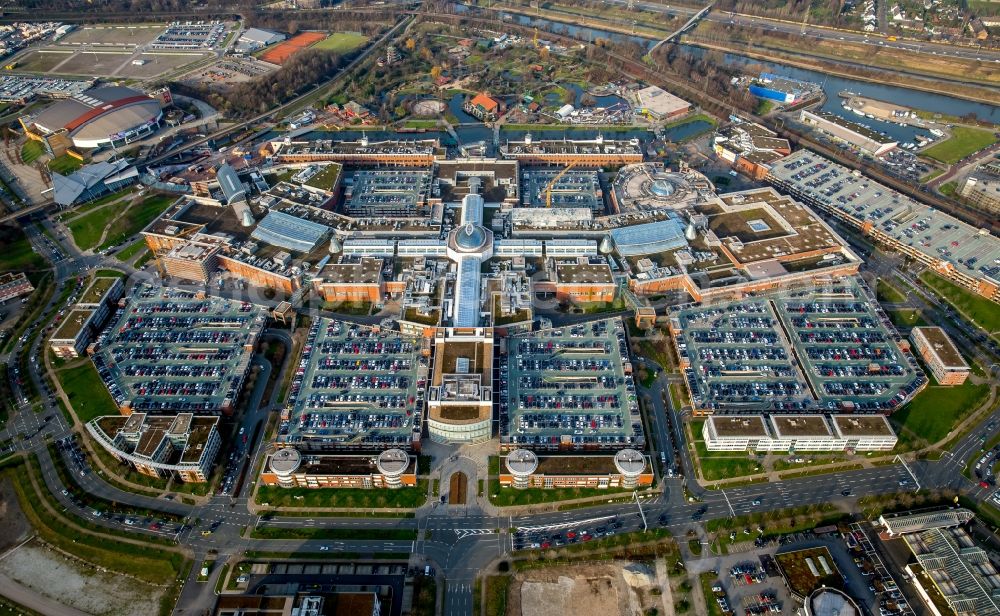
[892,378,991,447]
[114,239,147,262]
[68,194,175,252]
[98,194,175,250]
[876,279,906,304]
[690,420,763,481]
[922,126,997,164]
[0,224,46,273]
[47,154,83,175]
[54,360,119,422]
[67,203,124,251]
[20,140,45,165]
[887,308,927,328]
[920,271,1000,336]
[312,32,369,54]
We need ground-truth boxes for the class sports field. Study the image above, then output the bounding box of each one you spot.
[312,32,368,54]
[260,31,326,65]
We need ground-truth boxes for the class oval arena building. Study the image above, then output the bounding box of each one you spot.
[27,86,164,149]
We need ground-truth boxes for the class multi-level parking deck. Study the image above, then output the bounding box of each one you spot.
[772,280,924,412]
[344,169,433,218]
[671,277,924,414]
[90,285,267,414]
[277,318,425,451]
[499,317,644,451]
[673,299,809,412]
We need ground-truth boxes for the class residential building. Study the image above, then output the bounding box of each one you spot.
[465,93,501,122]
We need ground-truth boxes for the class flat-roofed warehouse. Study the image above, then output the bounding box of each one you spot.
[633,85,691,120]
[799,109,897,156]
[23,85,164,149]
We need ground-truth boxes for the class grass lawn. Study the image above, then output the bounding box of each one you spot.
[47,154,83,175]
[255,481,427,509]
[0,224,46,273]
[920,271,1000,336]
[251,526,417,540]
[54,360,119,422]
[891,378,991,446]
[20,140,45,165]
[312,32,369,54]
[922,126,997,164]
[699,572,726,616]
[876,279,906,303]
[483,575,511,616]
[690,420,763,481]
[67,202,123,251]
[939,181,958,198]
[887,308,927,328]
[98,194,176,251]
[114,239,147,262]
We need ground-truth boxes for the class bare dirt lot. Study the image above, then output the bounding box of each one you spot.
[0,539,166,616]
[507,562,662,616]
[0,477,30,554]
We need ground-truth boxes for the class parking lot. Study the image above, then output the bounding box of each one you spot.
[277,318,424,450]
[90,284,268,413]
[520,168,603,210]
[499,317,644,451]
[344,169,433,218]
[148,21,226,50]
[673,277,924,412]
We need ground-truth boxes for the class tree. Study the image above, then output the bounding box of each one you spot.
[430,65,442,80]
[539,45,550,61]
[405,37,416,51]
